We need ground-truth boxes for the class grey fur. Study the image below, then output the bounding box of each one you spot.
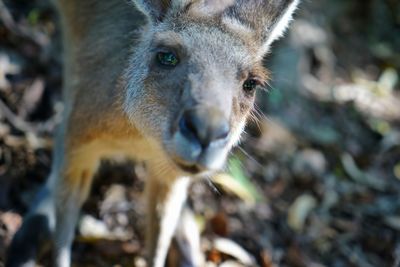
[6,0,299,266]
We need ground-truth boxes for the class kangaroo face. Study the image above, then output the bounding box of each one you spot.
[124,0,299,175]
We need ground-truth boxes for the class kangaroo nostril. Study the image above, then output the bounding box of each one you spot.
[178,109,230,148]
[179,113,197,141]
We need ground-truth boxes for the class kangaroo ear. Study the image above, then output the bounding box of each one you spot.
[224,0,300,56]
[132,0,177,22]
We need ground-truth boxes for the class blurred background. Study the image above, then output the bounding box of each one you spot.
[0,0,399,266]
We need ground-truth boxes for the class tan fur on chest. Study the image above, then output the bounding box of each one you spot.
[64,136,161,186]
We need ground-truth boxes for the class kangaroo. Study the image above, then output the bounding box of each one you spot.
[6,0,299,266]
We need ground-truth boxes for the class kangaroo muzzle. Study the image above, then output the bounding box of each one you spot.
[179,108,230,148]
[172,106,230,173]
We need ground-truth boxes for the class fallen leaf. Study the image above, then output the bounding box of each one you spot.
[384,216,400,231]
[213,238,255,266]
[212,158,263,205]
[210,212,228,237]
[287,194,317,232]
[394,163,400,180]
[219,260,246,267]
[208,248,222,264]
[260,249,276,267]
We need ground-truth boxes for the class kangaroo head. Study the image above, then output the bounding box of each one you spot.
[124,0,299,174]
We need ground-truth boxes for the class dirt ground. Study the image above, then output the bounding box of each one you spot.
[0,0,400,266]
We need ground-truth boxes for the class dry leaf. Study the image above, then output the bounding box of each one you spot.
[287,194,317,232]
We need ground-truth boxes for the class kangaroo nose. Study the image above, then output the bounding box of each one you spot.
[179,108,230,148]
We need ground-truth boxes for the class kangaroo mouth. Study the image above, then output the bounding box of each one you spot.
[168,138,228,175]
[172,156,206,174]
[171,147,225,175]
[175,162,202,174]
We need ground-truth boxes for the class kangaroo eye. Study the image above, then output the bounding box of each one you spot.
[156,52,179,67]
[242,79,258,93]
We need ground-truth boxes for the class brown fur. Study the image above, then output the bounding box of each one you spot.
[6,1,299,267]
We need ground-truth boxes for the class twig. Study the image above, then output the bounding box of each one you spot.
[0,0,49,47]
[0,97,63,134]
[0,97,35,133]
